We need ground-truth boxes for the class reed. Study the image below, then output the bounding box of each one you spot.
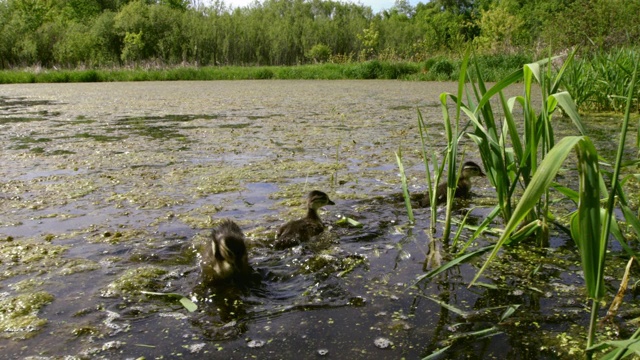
[415,51,639,358]
[563,47,640,113]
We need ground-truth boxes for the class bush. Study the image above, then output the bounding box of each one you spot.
[430,59,455,77]
[306,44,332,63]
[251,68,274,79]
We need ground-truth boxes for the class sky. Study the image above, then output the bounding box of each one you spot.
[201,0,420,14]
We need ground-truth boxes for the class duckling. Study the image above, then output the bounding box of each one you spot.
[199,219,251,285]
[275,190,335,249]
[420,161,485,207]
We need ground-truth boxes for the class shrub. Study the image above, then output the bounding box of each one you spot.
[306,44,332,63]
[430,59,454,77]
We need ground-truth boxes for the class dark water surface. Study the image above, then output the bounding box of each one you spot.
[0,81,631,359]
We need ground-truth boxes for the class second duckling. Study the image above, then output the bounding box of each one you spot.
[420,161,485,207]
[199,219,251,285]
[275,190,335,249]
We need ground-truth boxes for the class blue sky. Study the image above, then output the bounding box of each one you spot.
[203,0,420,14]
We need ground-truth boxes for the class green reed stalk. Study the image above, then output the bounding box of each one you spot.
[585,57,638,359]
[441,48,471,242]
[417,109,441,234]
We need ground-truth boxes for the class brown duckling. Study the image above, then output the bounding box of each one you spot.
[420,161,485,207]
[199,219,251,285]
[274,190,335,249]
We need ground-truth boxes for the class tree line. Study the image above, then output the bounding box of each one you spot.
[0,0,638,69]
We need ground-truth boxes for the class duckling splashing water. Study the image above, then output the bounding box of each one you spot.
[199,219,251,285]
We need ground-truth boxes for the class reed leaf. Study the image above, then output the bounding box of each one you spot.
[417,108,441,233]
[442,47,471,242]
[570,138,604,300]
[552,91,586,135]
[416,245,494,284]
[395,149,414,224]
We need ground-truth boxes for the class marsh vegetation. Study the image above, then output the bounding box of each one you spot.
[1,71,638,359]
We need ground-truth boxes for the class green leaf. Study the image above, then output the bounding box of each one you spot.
[336,216,363,228]
[141,291,198,312]
[552,91,586,135]
[574,138,604,299]
[179,297,198,312]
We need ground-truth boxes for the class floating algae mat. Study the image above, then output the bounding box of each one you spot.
[0,81,636,359]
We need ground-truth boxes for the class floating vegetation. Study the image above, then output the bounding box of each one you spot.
[0,291,54,340]
[102,266,169,298]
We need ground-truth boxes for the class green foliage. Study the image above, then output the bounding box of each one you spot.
[53,22,97,66]
[0,0,638,69]
[306,43,332,63]
[121,31,144,63]
[474,3,524,52]
[357,23,379,61]
[430,59,455,77]
[541,0,640,51]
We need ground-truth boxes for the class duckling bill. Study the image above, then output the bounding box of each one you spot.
[420,161,485,207]
[275,190,334,249]
[199,219,251,285]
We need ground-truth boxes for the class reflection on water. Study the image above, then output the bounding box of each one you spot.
[0,81,612,359]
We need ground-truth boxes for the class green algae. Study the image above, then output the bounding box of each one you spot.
[103,265,169,298]
[0,238,69,280]
[0,291,54,340]
[57,258,101,276]
[72,132,128,142]
[9,279,45,292]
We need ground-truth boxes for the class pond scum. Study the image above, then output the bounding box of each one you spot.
[0,75,638,359]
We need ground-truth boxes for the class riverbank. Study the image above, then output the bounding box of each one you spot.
[0,56,531,84]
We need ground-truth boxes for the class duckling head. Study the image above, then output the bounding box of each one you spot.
[461,161,485,178]
[307,190,335,210]
[213,232,248,273]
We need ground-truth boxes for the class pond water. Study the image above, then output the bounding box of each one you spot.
[0,80,634,359]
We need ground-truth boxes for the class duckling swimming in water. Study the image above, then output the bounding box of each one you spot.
[275,190,335,249]
[199,219,251,285]
[420,161,485,207]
